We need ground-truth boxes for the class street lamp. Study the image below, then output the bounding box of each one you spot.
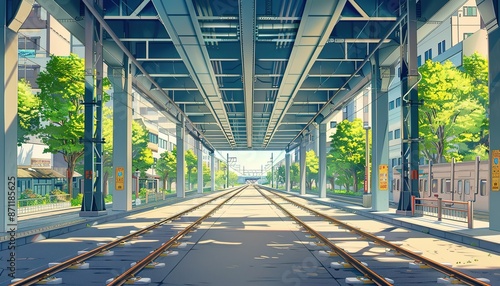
[363,124,371,194]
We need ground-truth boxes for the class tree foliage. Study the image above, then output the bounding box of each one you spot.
[305,150,319,190]
[17,79,40,145]
[290,162,300,189]
[185,149,197,188]
[328,118,366,192]
[156,147,177,190]
[131,121,154,174]
[418,59,486,163]
[35,54,86,196]
[461,53,489,160]
[202,162,211,186]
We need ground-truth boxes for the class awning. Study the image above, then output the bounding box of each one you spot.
[18,168,66,179]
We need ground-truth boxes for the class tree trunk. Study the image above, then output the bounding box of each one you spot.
[328,177,335,191]
[67,159,75,197]
[353,169,359,192]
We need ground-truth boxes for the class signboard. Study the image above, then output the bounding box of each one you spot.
[30,158,51,168]
[379,164,388,191]
[115,167,125,191]
[492,150,500,191]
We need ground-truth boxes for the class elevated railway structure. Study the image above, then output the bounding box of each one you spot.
[2,0,500,235]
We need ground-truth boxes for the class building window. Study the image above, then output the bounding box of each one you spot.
[463,33,473,40]
[18,64,40,88]
[417,55,422,67]
[438,40,446,55]
[389,100,395,110]
[18,36,40,50]
[424,48,432,61]
[463,6,477,16]
[394,128,401,139]
[395,98,401,108]
[148,132,158,144]
[388,131,393,140]
[480,179,487,196]
[464,179,470,195]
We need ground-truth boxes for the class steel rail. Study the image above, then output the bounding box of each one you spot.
[107,187,246,285]
[10,188,243,286]
[264,187,490,286]
[256,187,392,285]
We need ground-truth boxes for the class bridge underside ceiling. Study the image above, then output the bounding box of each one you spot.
[36,0,465,151]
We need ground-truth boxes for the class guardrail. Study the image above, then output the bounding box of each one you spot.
[18,195,72,214]
[411,196,473,229]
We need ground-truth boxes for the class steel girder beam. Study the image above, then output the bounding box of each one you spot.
[380,0,467,66]
[287,11,405,149]
[80,0,215,152]
[263,0,347,148]
[239,0,256,148]
[152,0,236,147]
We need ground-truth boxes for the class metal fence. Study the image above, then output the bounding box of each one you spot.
[411,196,473,228]
[18,194,72,214]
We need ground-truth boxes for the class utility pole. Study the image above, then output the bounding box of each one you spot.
[271,153,274,188]
[226,153,229,188]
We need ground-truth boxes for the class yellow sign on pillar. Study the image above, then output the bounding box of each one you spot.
[116,167,125,191]
[492,150,500,191]
[379,164,388,191]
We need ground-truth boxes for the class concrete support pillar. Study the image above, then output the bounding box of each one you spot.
[300,138,306,195]
[285,152,291,192]
[197,140,203,194]
[109,64,132,211]
[210,152,215,191]
[371,55,390,211]
[176,117,186,197]
[318,123,327,198]
[0,1,29,232]
[488,26,500,230]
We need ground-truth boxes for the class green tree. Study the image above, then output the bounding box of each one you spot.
[328,119,366,192]
[266,170,273,186]
[185,149,197,189]
[215,162,227,188]
[326,153,336,191]
[462,53,489,160]
[418,60,485,163]
[228,171,239,187]
[290,162,300,189]
[202,162,211,187]
[305,150,319,190]
[277,165,285,186]
[35,54,86,196]
[17,79,40,145]
[131,120,153,175]
[156,148,177,190]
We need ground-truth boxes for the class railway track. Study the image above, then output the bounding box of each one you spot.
[258,186,491,286]
[8,185,495,285]
[10,186,246,285]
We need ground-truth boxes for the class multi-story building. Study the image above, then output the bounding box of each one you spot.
[16,2,218,195]
[386,0,485,200]
[323,1,485,195]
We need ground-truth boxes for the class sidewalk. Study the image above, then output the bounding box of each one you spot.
[289,191,500,254]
